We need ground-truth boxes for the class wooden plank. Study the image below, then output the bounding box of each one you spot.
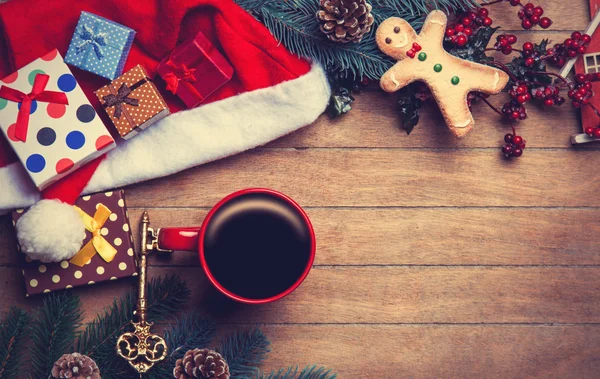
[3,206,599,266]
[124,149,600,208]
[1,266,599,323]
[249,325,600,379]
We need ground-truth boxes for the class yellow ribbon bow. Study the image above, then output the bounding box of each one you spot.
[69,204,118,267]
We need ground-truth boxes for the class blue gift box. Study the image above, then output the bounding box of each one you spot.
[65,12,136,80]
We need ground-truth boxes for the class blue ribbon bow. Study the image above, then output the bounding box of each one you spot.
[76,24,108,60]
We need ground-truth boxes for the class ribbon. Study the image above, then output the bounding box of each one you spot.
[69,204,118,267]
[163,59,197,95]
[102,83,140,119]
[0,74,69,142]
[76,24,108,59]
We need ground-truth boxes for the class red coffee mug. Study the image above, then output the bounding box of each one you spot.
[155,188,316,304]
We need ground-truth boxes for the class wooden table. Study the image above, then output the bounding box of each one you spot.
[1,1,600,377]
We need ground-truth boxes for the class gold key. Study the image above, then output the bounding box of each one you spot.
[116,211,167,375]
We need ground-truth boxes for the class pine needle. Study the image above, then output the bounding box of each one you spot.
[261,365,338,379]
[234,0,479,79]
[29,293,83,379]
[164,312,216,362]
[0,308,29,379]
[218,328,271,378]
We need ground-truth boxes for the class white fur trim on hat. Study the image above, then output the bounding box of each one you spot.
[0,63,330,213]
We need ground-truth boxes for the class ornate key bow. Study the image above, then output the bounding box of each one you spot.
[102,83,139,119]
[76,24,108,59]
[116,212,167,374]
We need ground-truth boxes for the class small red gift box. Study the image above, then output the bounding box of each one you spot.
[157,31,233,108]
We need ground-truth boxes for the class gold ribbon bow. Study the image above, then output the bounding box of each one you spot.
[69,204,118,267]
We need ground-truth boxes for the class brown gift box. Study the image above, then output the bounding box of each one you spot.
[12,190,137,296]
[95,64,170,140]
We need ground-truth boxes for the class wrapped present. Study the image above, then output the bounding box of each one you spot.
[0,49,115,190]
[95,65,170,139]
[64,11,136,80]
[157,31,234,109]
[13,190,137,296]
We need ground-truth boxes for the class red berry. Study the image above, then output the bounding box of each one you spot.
[455,23,465,32]
[573,100,581,108]
[502,144,514,156]
[572,31,582,40]
[593,129,600,139]
[510,0,520,5]
[523,42,533,51]
[511,111,520,119]
[524,3,534,10]
[524,57,535,66]
[582,34,592,44]
[499,38,509,47]
[504,134,514,143]
[478,8,489,17]
[564,38,574,48]
[530,15,540,24]
[482,17,493,26]
[522,19,533,29]
[462,17,472,26]
[516,85,528,95]
[533,6,544,16]
[578,45,587,54]
[507,34,517,44]
[575,74,587,83]
[513,135,524,145]
[456,35,468,46]
[464,27,473,37]
[445,28,455,37]
[539,17,552,29]
[501,46,511,55]
[518,10,525,19]
[585,127,595,136]
[513,147,523,157]
[517,94,528,103]
[544,98,554,106]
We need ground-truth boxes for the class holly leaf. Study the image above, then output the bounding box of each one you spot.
[327,89,354,118]
[447,26,499,63]
[395,84,423,135]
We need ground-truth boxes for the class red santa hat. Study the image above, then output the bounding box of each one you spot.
[0,0,330,215]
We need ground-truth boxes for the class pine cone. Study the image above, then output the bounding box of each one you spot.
[316,0,375,43]
[173,348,230,379]
[50,353,101,379]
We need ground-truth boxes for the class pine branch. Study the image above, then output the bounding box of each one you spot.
[0,308,29,379]
[77,275,190,376]
[260,365,338,379]
[29,293,83,379]
[164,312,216,362]
[234,0,478,79]
[218,328,271,378]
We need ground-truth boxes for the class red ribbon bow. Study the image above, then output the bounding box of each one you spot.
[163,60,197,95]
[0,74,69,142]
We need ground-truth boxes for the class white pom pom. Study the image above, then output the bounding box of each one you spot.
[16,200,85,263]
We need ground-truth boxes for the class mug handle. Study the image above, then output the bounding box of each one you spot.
[157,227,201,252]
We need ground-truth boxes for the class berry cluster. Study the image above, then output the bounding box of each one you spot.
[521,42,541,67]
[501,100,528,121]
[584,126,600,139]
[508,82,532,104]
[568,74,594,108]
[502,133,526,158]
[494,34,518,55]
[547,32,591,68]
[445,8,492,47]
[531,85,565,107]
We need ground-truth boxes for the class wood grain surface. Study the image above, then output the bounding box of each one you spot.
[1,0,599,377]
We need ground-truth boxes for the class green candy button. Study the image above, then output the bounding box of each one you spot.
[418,52,427,61]
[0,98,7,111]
[433,64,443,73]
[451,76,460,85]
[28,69,45,86]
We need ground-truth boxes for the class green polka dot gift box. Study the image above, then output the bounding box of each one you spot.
[12,190,137,297]
[65,11,136,80]
[0,49,116,190]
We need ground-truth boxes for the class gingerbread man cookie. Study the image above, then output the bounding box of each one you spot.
[376,11,509,138]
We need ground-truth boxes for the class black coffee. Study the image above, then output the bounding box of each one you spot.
[203,192,312,300]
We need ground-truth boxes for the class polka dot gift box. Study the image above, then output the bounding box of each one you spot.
[95,65,170,139]
[12,190,137,297]
[64,11,136,80]
[0,49,116,190]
